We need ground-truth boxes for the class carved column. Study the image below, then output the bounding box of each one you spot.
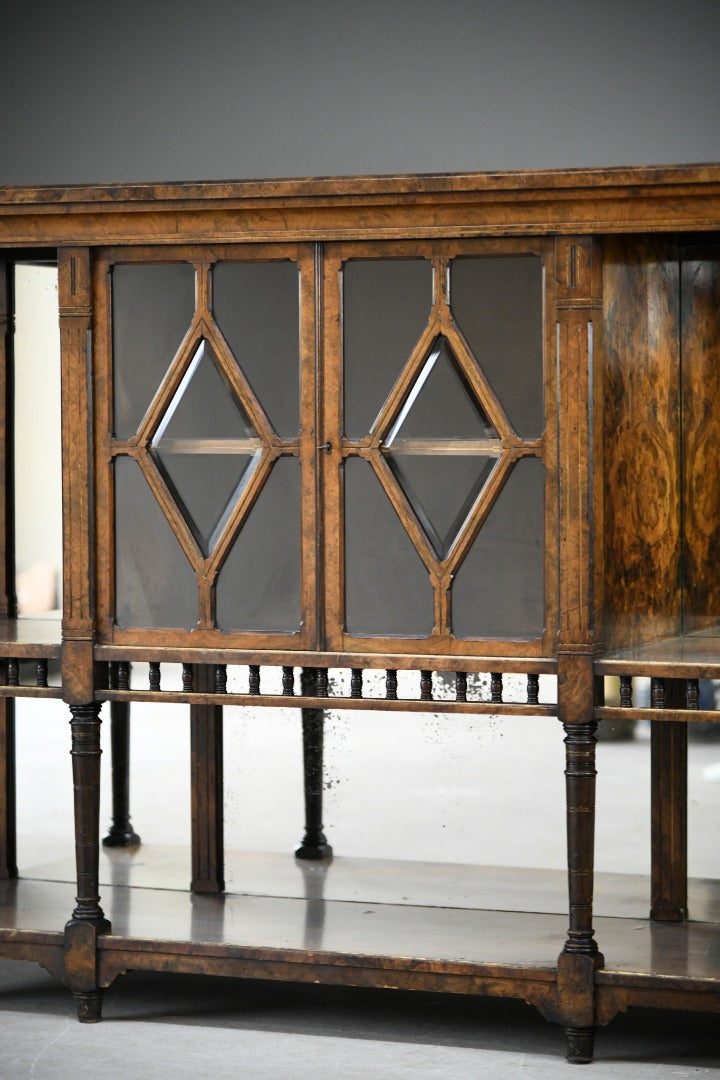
[555,236,604,1063]
[64,703,110,1021]
[59,248,95,705]
[57,249,107,1020]
[0,261,17,879]
[295,667,332,860]
[190,664,224,893]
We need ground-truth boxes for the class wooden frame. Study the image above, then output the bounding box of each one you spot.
[0,165,719,1064]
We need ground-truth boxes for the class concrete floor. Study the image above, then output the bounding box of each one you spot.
[2,689,720,1076]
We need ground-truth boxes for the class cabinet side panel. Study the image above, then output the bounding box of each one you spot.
[681,246,720,634]
[602,237,681,651]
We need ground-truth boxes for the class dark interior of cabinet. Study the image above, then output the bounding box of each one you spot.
[603,234,720,651]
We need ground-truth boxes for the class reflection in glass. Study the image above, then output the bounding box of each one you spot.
[452,457,545,639]
[114,456,198,629]
[13,264,62,615]
[154,452,259,556]
[387,454,497,558]
[213,261,300,437]
[451,256,544,437]
[344,456,433,637]
[216,457,302,633]
[382,336,501,558]
[151,339,261,556]
[343,259,430,437]
[153,339,256,442]
[385,336,496,442]
[112,263,195,439]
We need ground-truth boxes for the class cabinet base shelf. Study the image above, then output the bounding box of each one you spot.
[2,854,720,1020]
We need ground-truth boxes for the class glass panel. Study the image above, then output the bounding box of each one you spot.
[151,339,261,556]
[13,265,62,616]
[343,259,430,437]
[114,456,198,629]
[216,456,301,632]
[382,335,500,557]
[452,457,545,639]
[385,336,497,442]
[387,454,497,559]
[153,451,259,556]
[112,263,195,439]
[451,256,544,437]
[344,456,433,637]
[213,261,300,437]
[153,338,256,442]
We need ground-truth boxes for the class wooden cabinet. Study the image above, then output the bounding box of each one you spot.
[0,166,719,1062]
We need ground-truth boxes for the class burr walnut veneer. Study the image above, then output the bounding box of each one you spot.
[1,165,720,1063]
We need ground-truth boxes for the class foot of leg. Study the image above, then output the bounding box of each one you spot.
[565,1026,594,1064]
[75,989,103,1023]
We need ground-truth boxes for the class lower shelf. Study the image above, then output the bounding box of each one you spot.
[1,852,719,1023]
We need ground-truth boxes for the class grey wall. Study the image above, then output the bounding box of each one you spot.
[1,0,719,186]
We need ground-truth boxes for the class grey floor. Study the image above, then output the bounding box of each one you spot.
[3,687,720,1077]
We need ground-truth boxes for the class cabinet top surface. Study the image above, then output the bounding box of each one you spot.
[1,164,720,243]
[1,163,720,206]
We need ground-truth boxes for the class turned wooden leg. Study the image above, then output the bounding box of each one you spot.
[0,695,17,879]
[557,658,603,1064]
[64,703,111,1023]
[190,665,224,894]
[295,668,332,860]
[102,690,141,848]
[650,678,687,921]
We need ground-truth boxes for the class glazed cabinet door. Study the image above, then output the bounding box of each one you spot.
[94,245,318,649]
[321,241,557,658]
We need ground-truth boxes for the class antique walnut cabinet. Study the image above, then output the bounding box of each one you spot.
[1,165,720,1064]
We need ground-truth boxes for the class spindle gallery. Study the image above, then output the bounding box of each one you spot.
[1,165,720,1063]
